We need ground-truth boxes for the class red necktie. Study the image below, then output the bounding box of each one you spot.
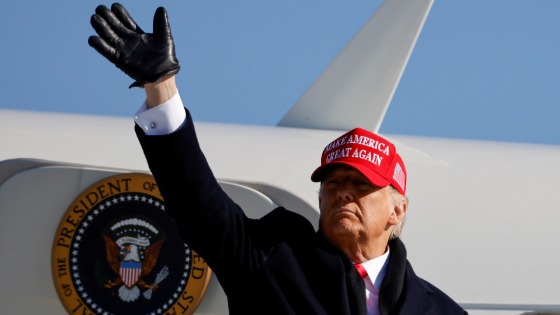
[354,263,368,278]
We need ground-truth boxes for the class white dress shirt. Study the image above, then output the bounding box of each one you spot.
[134,91,185,136]
[358,247,390,315]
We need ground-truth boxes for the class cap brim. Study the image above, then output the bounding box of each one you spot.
[311,161,391,188]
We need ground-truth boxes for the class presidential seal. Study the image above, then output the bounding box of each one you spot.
[52,173,211,315]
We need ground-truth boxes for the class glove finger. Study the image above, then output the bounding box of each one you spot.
[88,36,118,65]
[112,3,144,34]
[90,13,123,48]
[95,4,137,39]
[153,7,172,41]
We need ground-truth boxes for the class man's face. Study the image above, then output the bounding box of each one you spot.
[318,165,399,251]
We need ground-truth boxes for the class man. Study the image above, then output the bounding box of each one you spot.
[89,3,466,314]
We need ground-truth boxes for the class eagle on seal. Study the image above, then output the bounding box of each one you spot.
[103,234,166,302]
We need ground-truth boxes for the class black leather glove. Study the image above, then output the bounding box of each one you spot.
[88,3,180,88]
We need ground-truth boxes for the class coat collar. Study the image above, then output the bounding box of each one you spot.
[379,237,407,313]
[379,238,436,315]
[315,232,368,315]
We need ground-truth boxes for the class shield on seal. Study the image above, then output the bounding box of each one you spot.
[120,260,142,288]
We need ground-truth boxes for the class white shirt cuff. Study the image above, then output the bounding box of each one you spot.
[134,91,186,136]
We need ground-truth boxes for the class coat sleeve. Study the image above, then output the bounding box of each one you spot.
[135,109,269,279]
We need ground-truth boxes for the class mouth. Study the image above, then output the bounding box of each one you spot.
[335,207,353,213]
[332,207,357,218]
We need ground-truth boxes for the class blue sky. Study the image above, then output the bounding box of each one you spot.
[1,1,559,145]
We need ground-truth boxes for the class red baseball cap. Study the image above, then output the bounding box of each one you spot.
[311,128,407,195]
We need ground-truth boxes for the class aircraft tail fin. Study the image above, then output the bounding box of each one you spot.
[278,0,434,132]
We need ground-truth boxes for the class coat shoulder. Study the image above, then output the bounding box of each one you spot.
[412,271,467,314]
[249,207,317,246]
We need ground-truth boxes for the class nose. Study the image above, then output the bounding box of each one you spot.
[336,183,353,201]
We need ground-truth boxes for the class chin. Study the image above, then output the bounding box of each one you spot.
[327,218,358,237]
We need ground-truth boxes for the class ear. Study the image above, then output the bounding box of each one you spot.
[388,198,407,226]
